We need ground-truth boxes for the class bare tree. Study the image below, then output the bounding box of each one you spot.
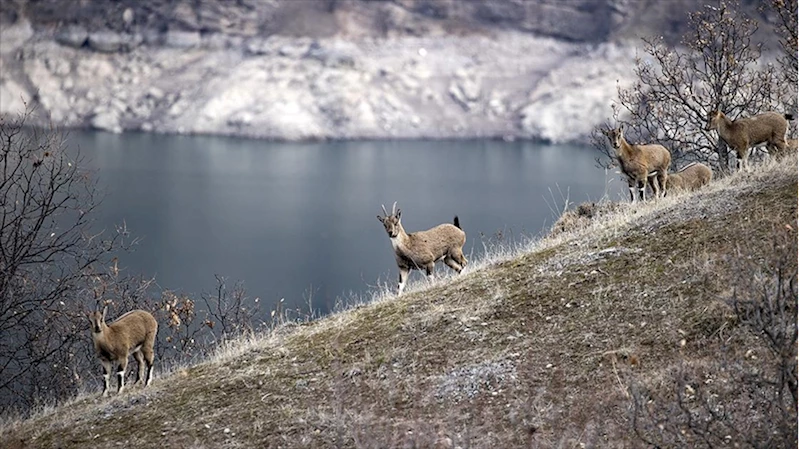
[594,0,791,175]
[766,0,798,90]
[0,110,133,412]
[0,110,270,414]
[202,275,262,340]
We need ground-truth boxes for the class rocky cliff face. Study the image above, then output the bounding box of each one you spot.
[8,0,627,42]
[0,0,772,142]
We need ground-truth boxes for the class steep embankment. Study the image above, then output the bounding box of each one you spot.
[0,0,768,143]
[1,153,795,447]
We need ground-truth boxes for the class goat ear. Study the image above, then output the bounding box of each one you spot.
[396,209,401,220]
[101,305,107,322]
[377,215,384,222]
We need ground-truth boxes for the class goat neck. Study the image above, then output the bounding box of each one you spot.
[616,133,640,159]
[713,112,735,140]
[390,221,411,250]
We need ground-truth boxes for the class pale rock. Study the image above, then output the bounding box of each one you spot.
[165,30,201,49]
[459,78,481,102]
[147,87,165,100]
[122,8,134,26]
[110,98,127,112]
[89,31,138,53]
[0,20,33,55]
[278,42,310,58]
[168,101,186,117]
[519,43,637,143]
[45,56,70,75]
[91,109,122,133]
[0,80,32,115]
[54,26,88,49]
[228,111,254,127]
[244,38,274,56]
[77,59,115,79]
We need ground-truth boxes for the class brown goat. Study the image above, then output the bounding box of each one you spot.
[89,306,158,397]
[705,110,792,171]
[377,202,467,295]
[665,162,713,194]
[602,126,672,203]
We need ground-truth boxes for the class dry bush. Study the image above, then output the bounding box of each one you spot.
[630,225,797,448]
[549,201,626,237]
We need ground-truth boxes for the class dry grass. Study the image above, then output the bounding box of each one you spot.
[1,154,796,449]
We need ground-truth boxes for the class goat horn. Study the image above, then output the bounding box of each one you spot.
[391,201,397,216]
[381,204,388,216]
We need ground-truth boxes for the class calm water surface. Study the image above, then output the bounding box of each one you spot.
[65,131,621,314]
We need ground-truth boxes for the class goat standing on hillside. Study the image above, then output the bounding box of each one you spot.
[89,306,158,397]
[377,202,467,295]
[602,126,672,203]
[705,110,792,171]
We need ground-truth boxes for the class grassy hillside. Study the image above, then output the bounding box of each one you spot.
[1,155,796,448]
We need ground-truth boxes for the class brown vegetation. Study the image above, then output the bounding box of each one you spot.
[549,201,625,236]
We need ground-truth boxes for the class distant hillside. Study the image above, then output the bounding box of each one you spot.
[1,152,795,447]
[0,0,785,142]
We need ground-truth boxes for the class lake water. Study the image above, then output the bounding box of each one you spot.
[65,131,621,315]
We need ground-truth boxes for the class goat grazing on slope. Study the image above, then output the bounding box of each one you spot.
[89,306,158,397]
[602,126,672,203]
[705,110,792,171]
[665,162,713,194]
[377,202,467,295]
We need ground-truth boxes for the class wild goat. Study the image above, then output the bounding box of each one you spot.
[602,126,671,203]
[705,110,792,171]
[665,162,713,194]
[377,202,467,295]
[89,306,158,397]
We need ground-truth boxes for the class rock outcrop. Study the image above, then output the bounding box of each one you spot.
[0,0,774,142]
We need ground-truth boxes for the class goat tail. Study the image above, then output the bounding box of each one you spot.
[785,113,795,121]
[453,216,461,229]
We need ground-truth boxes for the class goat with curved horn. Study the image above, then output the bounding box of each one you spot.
[377,203,467,295]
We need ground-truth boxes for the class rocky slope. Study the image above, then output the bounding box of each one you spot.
[0,0,774,142]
